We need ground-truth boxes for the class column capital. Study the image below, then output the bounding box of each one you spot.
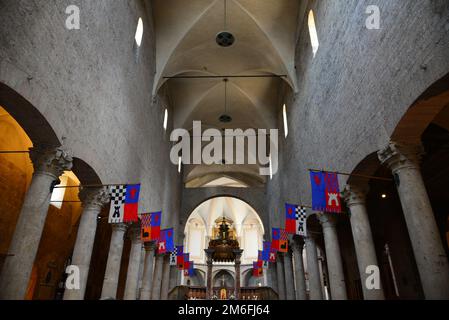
[233,249,244,264]
[111,223,128,233]
[29,145,73,177]
[377,141,423,174]
[78,187,110,209]
[144,241,157,252]
[205,249,215,264]
[341,183,369,207]
[318,212,338,229]
[292,236,305,253]
[128,223,142,243]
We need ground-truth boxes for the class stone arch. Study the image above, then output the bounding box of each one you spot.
[242,268,260,287]
[213,269,235,288]
[71,157,102,186]
[181,187,268,235]
[391,72,449,144]
[0,82,60,147]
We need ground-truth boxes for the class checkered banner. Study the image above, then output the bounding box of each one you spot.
[109,185,127,223]
[285,203,307,237]
[295,206,307,237]
[170,247,178,266]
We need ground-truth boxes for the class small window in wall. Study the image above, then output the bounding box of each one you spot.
[308,10,319,57]
[178,156,182,173]
[269,154,273,180]
[163,108,168,131]
[283,104,289,138]
[135,18,144,47]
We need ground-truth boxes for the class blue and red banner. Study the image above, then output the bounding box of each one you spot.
[157,228,174,254]
[285,203,298,234]
[141,211,161,242]
[108,184,141,223]
[176,246,184,270]
[310,171,342,213]
[262,241,271,261]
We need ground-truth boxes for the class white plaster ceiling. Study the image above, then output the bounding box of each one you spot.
[152,0,299,185]
[185,197,264,237]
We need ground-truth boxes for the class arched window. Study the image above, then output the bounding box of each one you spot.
[308,10,319,57]
[283,104,289,138]
[163,108,168,131]
[135,18,144,47]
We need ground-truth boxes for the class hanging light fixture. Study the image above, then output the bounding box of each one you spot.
[219,78,232,123]
[216,0,235,47]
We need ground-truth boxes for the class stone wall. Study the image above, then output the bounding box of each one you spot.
[0,0,171,213]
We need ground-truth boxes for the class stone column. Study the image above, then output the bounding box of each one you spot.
[205,249,214,299]
[318,213,347,300]
[160,254,171,300]
[292,237,307,300]
[342,184,385,300]
[305,235,323,300]
[283,249,296,300]
[64,187,109,300]
[233,249,243,299]
[123,224,143,300]
[140,242,156,300]
[0,145,72,300]
[378,142,449,299]
[101,223,127,299]
[275,253,286,300]
[151,254,164,300]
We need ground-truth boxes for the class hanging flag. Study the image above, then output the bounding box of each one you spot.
[279,229,288,253]
[158,228,174,254]
[272,228,280,251]
[253,261,263,277]
[170,247,177,266]
[269,245,277,263]
[189,261,195,277]
[141,211,161,242]
[258,250,263,262]
[285,203,297,234]
[183,253,190,270]
[262,241,270,261]
[296,206,307,237]
[310,171,342,213]
[108,184,141,223]
[183,260,190,276]
[285,204,308,237]
[176,246,184,270]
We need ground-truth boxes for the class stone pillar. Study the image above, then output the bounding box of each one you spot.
[123,224,143,300]
[205,249,214,299]
[160,254,171,300]
[233,249,243,299]
[342,184,385,300]
[275,253,286,300]
[283,249,296,300]
[292,237,307,300]
[64,187,109,300]
[151,254,164,300]
[140,242,156,300]
[318,213,347,300]
[305,235,323,300]
[101,223,127,299]
[0,146,72,300]
[378,142,449,299]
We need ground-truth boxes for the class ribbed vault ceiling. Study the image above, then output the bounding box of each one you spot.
[152,0,300,186]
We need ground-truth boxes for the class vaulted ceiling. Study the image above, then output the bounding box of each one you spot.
[152,0,300,186]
